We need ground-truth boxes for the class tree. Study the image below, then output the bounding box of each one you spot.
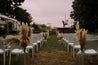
[31,23,47,33]
[40,24,47,28]
[40,24,47,32]
[0,0,32,24]
[14,7,32,25]
[0,0,24,16]
[0,0,13,15]
[31,23,42,33]
[70,0,98,32]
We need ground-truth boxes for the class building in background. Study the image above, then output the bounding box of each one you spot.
[0,13,21,35]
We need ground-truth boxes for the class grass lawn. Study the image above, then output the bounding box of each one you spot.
[30,35,76,65]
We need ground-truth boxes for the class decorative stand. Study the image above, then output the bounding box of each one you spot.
[76,50,86,65]
[19,52,30,65]
[76,49,98,65]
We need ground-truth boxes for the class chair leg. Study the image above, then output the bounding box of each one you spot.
[16,55,18,61]
[67,44,69,52]
[42,41,44,47]
[37,44,38,52]
[40,41,42,47]
[40,42,41,48]
[9,53,11,65]
[32,48,34,57]
[71,46,73,56]
[68,45,69,52]
[27,48,29,53]
[7,51,9,56]
[73,47,74,57]
[3,53,5,65]
[33,45,35,54]
[65,42,66,48]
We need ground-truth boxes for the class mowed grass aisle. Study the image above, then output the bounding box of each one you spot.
[30,35,76,65]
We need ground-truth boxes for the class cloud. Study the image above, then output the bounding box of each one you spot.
[21,0,74,27]
[21,0,43,16]
[33,16,64,27]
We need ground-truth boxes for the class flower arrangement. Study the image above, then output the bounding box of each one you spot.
[56,30,59,35]
[55,30,63,39]
[58,33,63,40]
[42,30,49,40]
[47,26,51,31]
[75,22,88,51]
[3,22,33,53]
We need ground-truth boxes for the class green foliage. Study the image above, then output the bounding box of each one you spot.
[0,0,24,16]
[40,24,47,32]
[0,0,13,15]
[70,0,98,32]
[40,24,47,28]
[14,7,32,25]
[0,0,32,24]
[31,23,41,33]
[31,23,47,33]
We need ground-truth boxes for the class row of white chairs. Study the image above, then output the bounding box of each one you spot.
[0,34,47,65]
[62,33,98,58]
[62,33,80,57]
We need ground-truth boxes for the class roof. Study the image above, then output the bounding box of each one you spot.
[0,13,18,22]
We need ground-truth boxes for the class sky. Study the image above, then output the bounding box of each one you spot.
[21,0,74,27]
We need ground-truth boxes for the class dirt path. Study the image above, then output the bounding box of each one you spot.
[30,35,76,65]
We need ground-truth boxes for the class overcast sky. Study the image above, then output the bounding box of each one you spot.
[21,0,74,27]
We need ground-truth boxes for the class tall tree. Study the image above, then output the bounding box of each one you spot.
[0,0,12,15]
[70,0,98,32]
[14,7,32,25]
[0,0,24,16]
[0,0,32,24]
[31,23,42,33]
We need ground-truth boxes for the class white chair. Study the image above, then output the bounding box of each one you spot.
[62,38,68,48]
[42,39,47,47]
[58,38,64,44]
[4,43,11,56]
[63,34,70,51]
[72,45,80,57]
[37,40,41,48]
[26,45,34,57]
[77,49,98,65]
[32,43,38,52]
[84,49,97,55]
[0,43,5,65]
[63,34,74,53]
[39,38,44,48]
[0,36,7,65]
[72,37,80,57]
[67,35,74,52]
[9,44,24,65]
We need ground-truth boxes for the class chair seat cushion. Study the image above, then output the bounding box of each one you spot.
[11,49,23,54]
[85,49,97,55]
[0,49,4,53]
[37,41,41,43]
[26,45,33,49]
[74,45,80,48]
[68,43,74,46]
[32,43,37,45]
